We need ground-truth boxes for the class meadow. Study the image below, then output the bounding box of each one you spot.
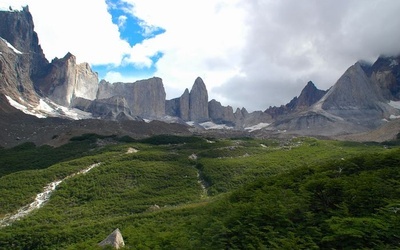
[0,134,399,249]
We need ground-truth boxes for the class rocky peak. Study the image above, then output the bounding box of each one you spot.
[189,77,209,122]
[296,81,327,109]
[208,99,235,125]
[0,6,48,79]
[179,88,190,120]
[265,81,326,118]
[0,6,48,105]
[97,77,166,118]
[367,55,400,100]
[321,62,384,111]
[35,52,99,107]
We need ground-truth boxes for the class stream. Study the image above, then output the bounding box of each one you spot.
[0,163,101,227]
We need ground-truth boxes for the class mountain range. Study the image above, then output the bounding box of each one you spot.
[1,6,400,147]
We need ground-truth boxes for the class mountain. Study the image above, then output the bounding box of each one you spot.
[266,60,400,137]
[265,81,327,118]
[34,52,99,107]
[1,6,400,144]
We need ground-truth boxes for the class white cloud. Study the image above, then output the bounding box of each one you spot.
[118,15,127,28]
[2,0,400,112]
[5,0,131,66]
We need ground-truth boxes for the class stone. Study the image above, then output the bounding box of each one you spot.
[98,228,125,249]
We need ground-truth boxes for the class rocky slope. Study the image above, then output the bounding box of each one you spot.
[266,61,400,137]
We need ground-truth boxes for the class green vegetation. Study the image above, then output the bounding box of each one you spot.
[0,135,399,249]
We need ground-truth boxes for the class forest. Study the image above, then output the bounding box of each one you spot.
[0,134,399,249]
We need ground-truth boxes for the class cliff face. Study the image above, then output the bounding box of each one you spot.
[208,99,235,125]
[366,56,400,100]
[35,53,99,107]
[97,77,166,118]
[0,7,48,105]
[189,77,209,122]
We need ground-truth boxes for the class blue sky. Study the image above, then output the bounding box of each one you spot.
[92,0,165,82]
[2,0,400,111]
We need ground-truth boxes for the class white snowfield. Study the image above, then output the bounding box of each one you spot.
[5,95,93,120]
[0,37,23,54]
[0,163,101,227]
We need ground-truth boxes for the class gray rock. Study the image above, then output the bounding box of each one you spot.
[35,53,99,107]
[208,99,235,125]
[189,77,209,122]
[0,7,48,106]
[97,77,166,118]
[180,88,190,120]
[98,228,125,249]
[165,88,190,120]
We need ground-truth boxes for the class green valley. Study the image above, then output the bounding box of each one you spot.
[0,134,399,249]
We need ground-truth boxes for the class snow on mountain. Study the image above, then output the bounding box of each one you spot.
[0,37,22,54]
[244,123,270,132]
[5,95,93,120]
[389,101,400,109]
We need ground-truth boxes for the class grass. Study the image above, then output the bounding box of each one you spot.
[0,135,398,249]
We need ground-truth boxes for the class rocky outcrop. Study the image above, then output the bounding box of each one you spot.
[0,6,48,81]
[97,77,166,118]
[208,99,235,126]
[72,96,141,121]
[366,55,400,100]
[271,62,400,135]
[166,78,209,122]
[98,228,125,249]
[321,62,384,111]
[165,88,190,120]
[35,53,99,107]
[0,7,48,106]
[189,77,209,122]
[265,81,326,118]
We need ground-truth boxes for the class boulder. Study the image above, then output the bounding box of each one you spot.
[98,228,125,249]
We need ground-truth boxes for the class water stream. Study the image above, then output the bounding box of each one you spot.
[0,163,101,227]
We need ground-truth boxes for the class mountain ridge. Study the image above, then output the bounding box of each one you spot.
[1,6,400,146]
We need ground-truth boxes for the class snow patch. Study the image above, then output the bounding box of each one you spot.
[200,121,234,130]
[0,37,23,54]
[0,4,24,12]
[5,95,93,120]
[5,95,45,118]
[245,123,270,132]
[389,101,400,109]
[390,59,399,67]
[390,115,400,120]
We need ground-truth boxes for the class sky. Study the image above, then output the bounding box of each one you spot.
[1,0,400,111]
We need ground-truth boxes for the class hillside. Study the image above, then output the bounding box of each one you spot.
[0,134,399,249]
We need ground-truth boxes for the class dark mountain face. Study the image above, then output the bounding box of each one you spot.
[0,6,48,82]
[366,55,400,100]
[265,81,326,118]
